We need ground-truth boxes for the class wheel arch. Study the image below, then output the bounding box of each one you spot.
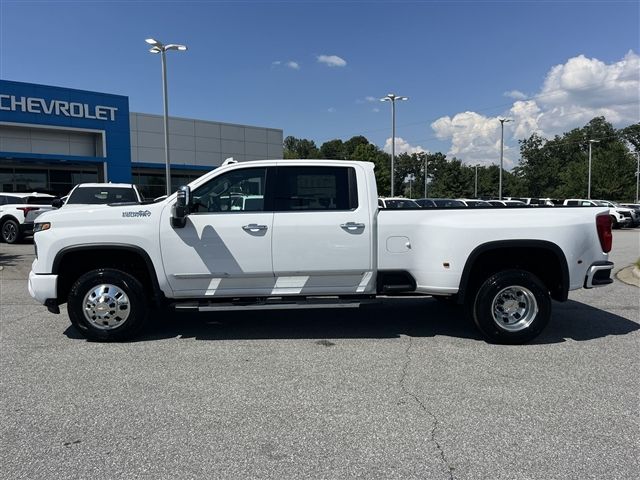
[0,214,20,225]
[52,244,164,305]
[457,240,570,304]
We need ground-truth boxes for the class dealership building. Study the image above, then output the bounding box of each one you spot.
[0,80,283,198]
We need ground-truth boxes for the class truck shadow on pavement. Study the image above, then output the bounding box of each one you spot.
[64,297,638,344]
[0,253,24,267]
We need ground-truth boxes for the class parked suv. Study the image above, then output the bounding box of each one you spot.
[563,199,633,228]
[0,192,56,243]
[620,203,640,227]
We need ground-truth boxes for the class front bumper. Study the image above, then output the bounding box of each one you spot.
[28,270,58,304]
[19,222,34,236]
[584,261,614,288]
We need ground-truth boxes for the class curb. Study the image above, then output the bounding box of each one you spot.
[616,265,640,287]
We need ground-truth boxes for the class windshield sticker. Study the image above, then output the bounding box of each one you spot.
[122,210,151,218]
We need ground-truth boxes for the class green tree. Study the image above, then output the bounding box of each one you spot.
[283,136,319,159]
[319,139,345,159]
[343,136,370,158]
[517,117,636,200]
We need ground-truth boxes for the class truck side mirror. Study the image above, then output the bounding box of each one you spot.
[51,199,63,209]
[171,185,191,228]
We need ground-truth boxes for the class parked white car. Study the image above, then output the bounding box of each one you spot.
[0,192,56,243]
[30,160,614,344]
[563,199,633,228]
[505,197,557,206]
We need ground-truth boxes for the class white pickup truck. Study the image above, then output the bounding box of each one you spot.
[28,160,614,344]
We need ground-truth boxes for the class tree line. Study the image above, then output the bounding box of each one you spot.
[283,117,640,201]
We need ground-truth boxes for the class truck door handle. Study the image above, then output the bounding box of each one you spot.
[242,224,268,232]
[340,222,365,230]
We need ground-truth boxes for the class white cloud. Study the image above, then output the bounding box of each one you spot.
[356,96,379,104]
[431,51,640,166]
[327,107,336,113]
[383,137,429,155]
[504,90,527,100]
[372,107,380,113]
[317,54,347,67]
[431,112,515,168]
[272,60,300,70]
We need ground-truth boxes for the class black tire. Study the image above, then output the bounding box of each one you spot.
[469,269,551,344]
[1,219,21,244]
[67,269,148,341]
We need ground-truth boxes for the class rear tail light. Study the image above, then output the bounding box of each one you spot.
[16,207,40,219]
[596,214,612,253]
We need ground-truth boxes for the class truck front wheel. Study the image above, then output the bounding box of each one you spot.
[67,269,148,341]
[471,269,551,344]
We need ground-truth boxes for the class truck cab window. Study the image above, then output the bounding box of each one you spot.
[275,166,358,211]
[191,168,267,213]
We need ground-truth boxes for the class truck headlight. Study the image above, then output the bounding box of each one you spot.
[34,222,51,233]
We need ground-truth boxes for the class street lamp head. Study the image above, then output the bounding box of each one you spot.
[145,38,160,46]
[149,47,161,54]
[381,93,408,102]
[589,139,600,144]
[498,118,512,124]
[166,44,188,51]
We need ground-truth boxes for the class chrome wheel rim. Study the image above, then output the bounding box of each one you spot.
[491,286,538,332]
[2,222,17,242]
[82,284,130,330]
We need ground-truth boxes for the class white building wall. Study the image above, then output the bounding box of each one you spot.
[129,113,283,168]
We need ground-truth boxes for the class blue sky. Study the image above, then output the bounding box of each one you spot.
[1,0,638,166]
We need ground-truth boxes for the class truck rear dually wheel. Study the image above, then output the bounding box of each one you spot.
[67,269,148,341]
[471,269,551,344]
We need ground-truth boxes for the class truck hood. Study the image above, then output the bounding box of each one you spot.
[36,202,165,225]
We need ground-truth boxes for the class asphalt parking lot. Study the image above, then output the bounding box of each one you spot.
[1,231,639,480]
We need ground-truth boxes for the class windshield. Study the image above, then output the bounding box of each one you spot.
[67,187,138,204]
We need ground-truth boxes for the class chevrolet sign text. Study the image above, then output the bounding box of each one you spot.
[0,94,118,121]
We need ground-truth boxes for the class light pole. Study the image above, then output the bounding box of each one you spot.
[474,164,479,198]
[588,139,600,199]
[635,151,639,203]
[381,93,408,197]
[498,118,512,200]
[145,38,187,196]
[423,154,428,198]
